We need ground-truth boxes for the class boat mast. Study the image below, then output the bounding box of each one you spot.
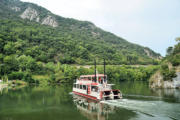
[94,59,97,82]
[104,59,106,81]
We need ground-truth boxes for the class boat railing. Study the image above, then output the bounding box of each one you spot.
[99,84,112,91]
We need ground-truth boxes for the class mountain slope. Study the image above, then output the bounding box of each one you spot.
[0,0,161,65]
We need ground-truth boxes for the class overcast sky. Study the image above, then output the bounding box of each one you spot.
[21,0,180,56]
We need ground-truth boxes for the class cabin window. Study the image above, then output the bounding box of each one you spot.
[73,84,76,88]
[88,77,91,80]
[77,84,79,88]
[80,85,83,89]
[83,85,86,90]
[91,86,98,92]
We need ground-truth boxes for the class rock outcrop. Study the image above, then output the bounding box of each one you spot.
[42,15,58,27]
[149,71,164,88]
[144,48,162,60]
[150,68,180,89]
[173,72,180,87]
[20,7,58,27]
[144,49,153,59]
[20,7,39,21]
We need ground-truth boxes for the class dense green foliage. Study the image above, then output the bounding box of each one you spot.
[165,38,180,66]
[0,56,158,84]
[0,19,160,65]
[160,64,176,81]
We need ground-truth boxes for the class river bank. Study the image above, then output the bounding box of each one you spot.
[0,80,28,91]
[0,83,8,91]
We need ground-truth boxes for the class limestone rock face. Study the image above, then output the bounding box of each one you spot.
[36,17,40,22]
[20,7,39,21]
[20,7,58,27]
[173,72,180,88]
[42,16,58,27]
[144,49,162,59]
[144,49,153,58]
[150,71,180,89]
[163,81,175,88]
[149,71,164,88]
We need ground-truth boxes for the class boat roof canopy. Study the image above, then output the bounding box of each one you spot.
[80,74,107,78]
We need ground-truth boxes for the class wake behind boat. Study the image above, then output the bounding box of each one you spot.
[73,59,122,101]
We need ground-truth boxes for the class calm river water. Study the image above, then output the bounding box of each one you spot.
[0,82,180,120]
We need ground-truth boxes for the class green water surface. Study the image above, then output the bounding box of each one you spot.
[0,82,180,120]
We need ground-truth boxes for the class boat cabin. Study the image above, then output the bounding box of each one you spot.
[78,74,107,84]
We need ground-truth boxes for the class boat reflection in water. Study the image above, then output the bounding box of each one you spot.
[73,94,115,120]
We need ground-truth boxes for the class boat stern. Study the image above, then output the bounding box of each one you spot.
[102,89,122,100]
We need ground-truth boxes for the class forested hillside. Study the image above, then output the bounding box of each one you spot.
[0,0,161,83]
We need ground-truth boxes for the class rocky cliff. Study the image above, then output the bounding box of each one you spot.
[20,7,39,22]
[150,66,180,88]
[20,7,58,27]
[42,15,58,27]
[144,48,162,60]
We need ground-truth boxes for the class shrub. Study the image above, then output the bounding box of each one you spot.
[160,64,177,81]
[8,71,34,83]
[8,71,24,80]
[170,54,180,66]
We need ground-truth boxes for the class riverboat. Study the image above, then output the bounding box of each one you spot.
[73,60,122,101]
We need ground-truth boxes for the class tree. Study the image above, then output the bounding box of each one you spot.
[3,55,19,73]
[0,38,5,52]
[18,55,37,72]
[4,42,16,55]
[55,70,64,83]
[166,46,173,56]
